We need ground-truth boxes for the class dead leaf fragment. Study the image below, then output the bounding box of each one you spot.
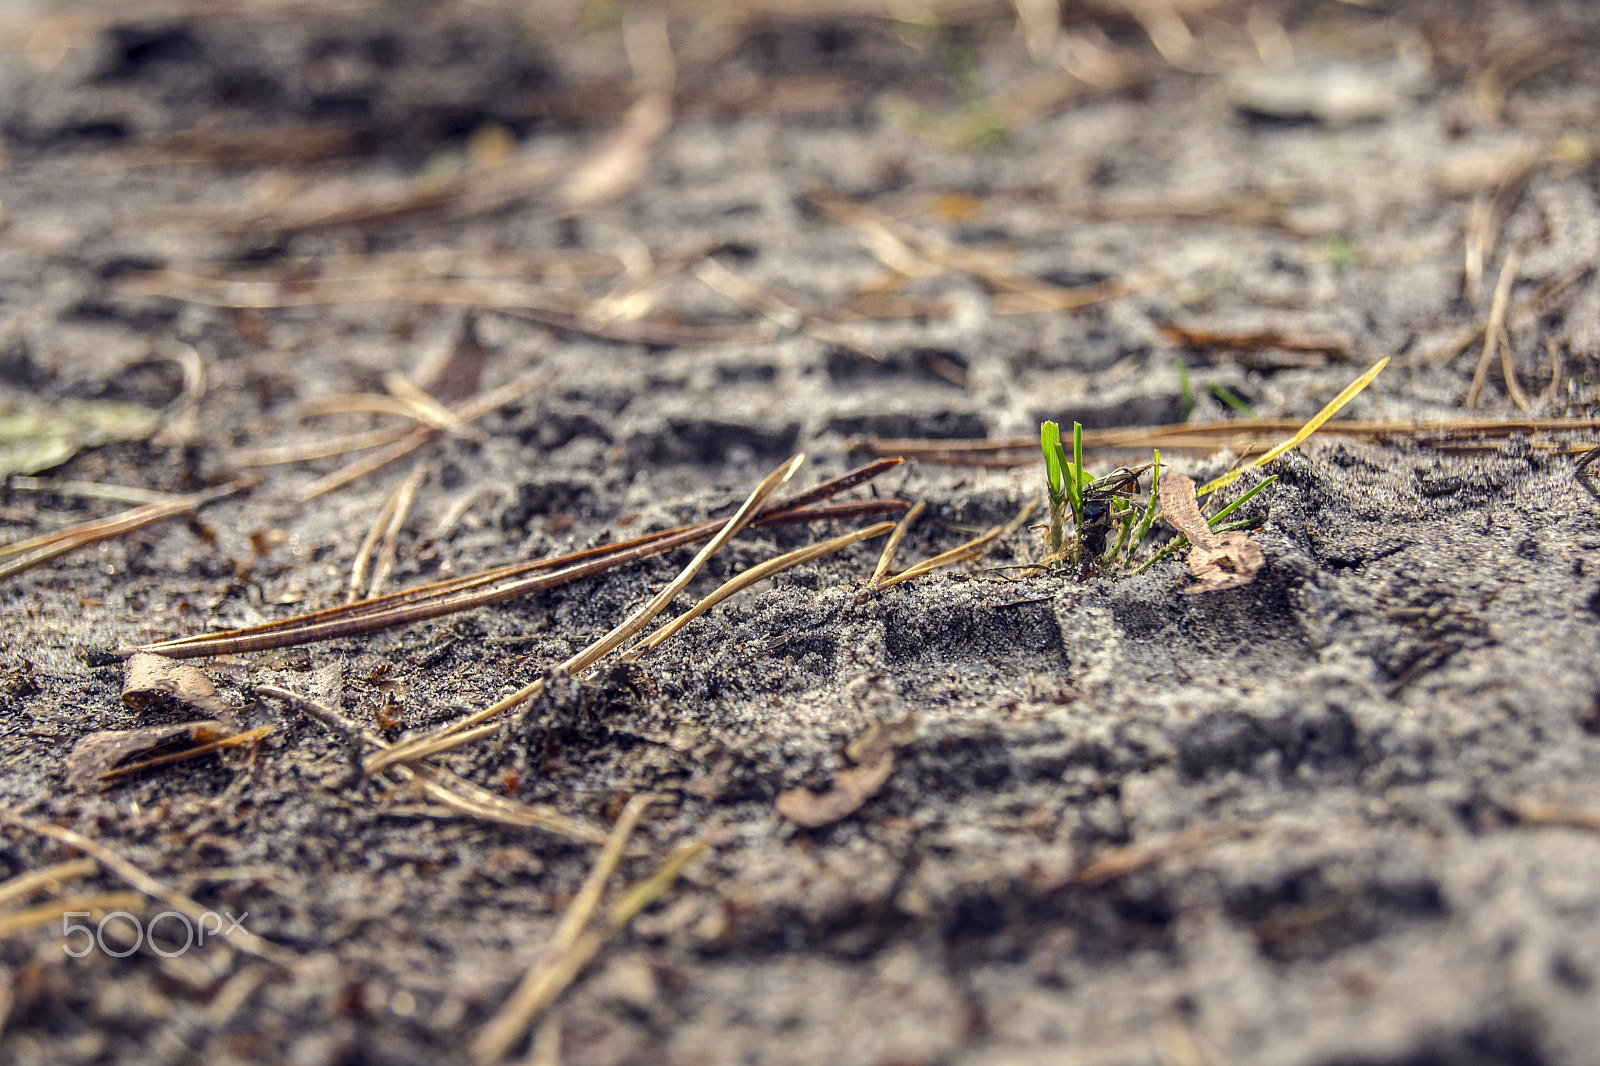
[777,722,901,828]
[1158,473,1265,593]
[122,652,238,728]
[66,720,228,790]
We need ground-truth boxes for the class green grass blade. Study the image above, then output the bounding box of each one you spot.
[1207,383,1256,417]
[1208,474,1277,528]
[1176,360,1194,423]
[1126,449,1161,566]
[1040,421,1063,498]
[1066,422,1085,529]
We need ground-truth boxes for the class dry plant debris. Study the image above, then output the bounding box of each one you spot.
[363,453,813,774]
[0,815,297,969]
[776,720,908,828]
[1158,473,1264,593]
[129,460,905,660]
[5,2,1600,1062]
[120,652,238,726]
[0,483,240,584]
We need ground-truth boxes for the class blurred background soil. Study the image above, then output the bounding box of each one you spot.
[2,1,1600,1064]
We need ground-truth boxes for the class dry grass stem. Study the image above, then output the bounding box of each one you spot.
[0,894,148,939]
[362,455,807,774]
[810,193,1151,315]
[255,685,607,846]
[120,271,764,348]
[1065,824,1249,888]
[0,813,297,968]
[1512,801,1600,833]
[6,478,188,506]
[1497,324,1531,414]
[367,465,427,599]
[851,413,1600,469]
[381,374,463,431]
[231,424,419,468]
[347,482,402,604]
[694,257,886,361]
[298,368,547,501]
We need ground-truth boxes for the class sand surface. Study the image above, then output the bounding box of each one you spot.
[2,2,1600,1063]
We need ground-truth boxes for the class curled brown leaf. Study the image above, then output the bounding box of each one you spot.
[1158,473,1264,593]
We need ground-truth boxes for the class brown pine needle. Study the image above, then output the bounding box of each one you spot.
[363,454,806,775]
[0,859,98,911]
[367,465,426,599]
[874,492,1039,590]
[472,837,705,1064]
[867,498,926,589]
[625,520,897,660]
[128,499,906,661]
[298,369,547,501]
[472,796,655,1063]
[0,813,298,968]
[255,686,607,846]
[0,484,239,583]
[1467,249,1522,410]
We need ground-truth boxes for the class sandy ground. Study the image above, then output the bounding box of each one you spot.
[2,1,1600,1063]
